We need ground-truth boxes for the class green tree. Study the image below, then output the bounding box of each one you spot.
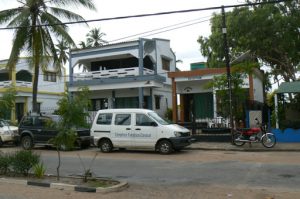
[55,39,70,66]
[50,87,91,180]
[198,0,300,82]
[86,27,108,47]
[79,27,108,48]
[206,65,250,123]
[0,87,16,119]
[0,0,96,113]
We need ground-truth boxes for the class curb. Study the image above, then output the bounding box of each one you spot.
[186,146,300,152]
[0,177,128,193]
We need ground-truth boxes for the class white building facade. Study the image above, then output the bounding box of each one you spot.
[0,58,65,122]
[68,38,176,118]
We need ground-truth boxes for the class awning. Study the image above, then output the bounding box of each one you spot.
[276,81,300,94]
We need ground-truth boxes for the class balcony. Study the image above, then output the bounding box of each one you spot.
[73,67,154,81]
[0,81,32,88]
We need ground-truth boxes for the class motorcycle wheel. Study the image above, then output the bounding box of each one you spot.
[261,133,276,148]
[233,133,246,146]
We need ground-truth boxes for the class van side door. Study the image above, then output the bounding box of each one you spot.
[132,113,157,148]
[91,113,112,146]
[112,113,132,147]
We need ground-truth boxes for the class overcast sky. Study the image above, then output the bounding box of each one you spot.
[0,0,242,71]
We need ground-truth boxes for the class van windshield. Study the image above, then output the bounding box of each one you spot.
[148,112,169,125]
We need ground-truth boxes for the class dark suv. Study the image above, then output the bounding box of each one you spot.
[18,114,92,150]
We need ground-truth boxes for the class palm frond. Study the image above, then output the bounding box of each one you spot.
[50,0,96,11]
[48,7,87,23]
[0,8,23,24]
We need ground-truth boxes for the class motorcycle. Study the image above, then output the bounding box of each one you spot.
[233,118,276,148]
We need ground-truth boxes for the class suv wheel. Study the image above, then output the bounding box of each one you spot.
[21,135,33,150]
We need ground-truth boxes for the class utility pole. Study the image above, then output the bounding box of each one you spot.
[221,6,234,144]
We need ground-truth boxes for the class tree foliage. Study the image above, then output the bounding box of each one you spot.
[0,0,96,113]
[0,87,16,119]
[198,0,300,82]
[79,27,108,48]
[50,87,91,180]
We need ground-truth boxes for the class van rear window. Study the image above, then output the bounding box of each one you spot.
[96,113,112,125]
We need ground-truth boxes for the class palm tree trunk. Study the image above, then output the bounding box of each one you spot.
[32,61,39,113]
[56,147,61,181]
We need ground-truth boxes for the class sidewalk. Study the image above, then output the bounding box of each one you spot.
[187,141,300,152]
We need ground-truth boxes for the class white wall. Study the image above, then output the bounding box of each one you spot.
[154,39,176,85]
[253,74,264,103]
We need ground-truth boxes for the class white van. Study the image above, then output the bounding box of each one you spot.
[91,109,192,154]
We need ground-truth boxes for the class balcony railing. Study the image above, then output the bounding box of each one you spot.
[73,67,154,81]
[0,81,32,88]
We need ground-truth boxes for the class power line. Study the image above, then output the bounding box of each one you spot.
[108,15,212,43]
[0,0,290,30]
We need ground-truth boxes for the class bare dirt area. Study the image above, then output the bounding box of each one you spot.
[0,181,300,199]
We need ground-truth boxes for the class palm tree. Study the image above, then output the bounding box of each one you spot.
[86,27,108,47]
[55,39,69,66]
[0,0,96,113]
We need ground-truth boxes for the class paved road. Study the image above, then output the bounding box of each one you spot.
[33,148,300,190]
[1,146,300,198]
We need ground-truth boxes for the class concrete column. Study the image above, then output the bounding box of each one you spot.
[213,89,217,118]
[138,38,144,76]
[139,87,144,108]
[111,90,116,108]
[149,88,153,110]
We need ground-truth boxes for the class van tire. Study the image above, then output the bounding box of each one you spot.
[157,140,173,154]
[99,139,113,153]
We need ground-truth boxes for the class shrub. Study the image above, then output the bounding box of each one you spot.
[33,162,46,178]
[280,120,300,129]
[10,150,40,176]
[0,152,12,175]
[164,108,173,121]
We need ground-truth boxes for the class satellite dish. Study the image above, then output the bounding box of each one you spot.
[144,40,155,55]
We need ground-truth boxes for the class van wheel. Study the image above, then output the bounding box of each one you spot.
[21,135,33,150]
[99,139,113,153]
[157,140,173,154]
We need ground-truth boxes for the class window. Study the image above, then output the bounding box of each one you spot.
[161,57,170,71]
[155,95,161,109]
[136,114,155,126]
[43,71,57,82]
[96,113,112,125]
[21,117,34,127]
[90,99,108,111]
[115,114,131,126]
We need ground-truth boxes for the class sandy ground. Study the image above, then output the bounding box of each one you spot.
[0,182,300,199]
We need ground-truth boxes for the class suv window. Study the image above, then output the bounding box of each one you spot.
[21,117,34,126]
[96,113,112,125]
[115,114,131,126]
[136,114,155,126]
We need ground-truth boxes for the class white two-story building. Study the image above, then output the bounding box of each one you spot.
[0,58,65,122]
[68,38,176,118]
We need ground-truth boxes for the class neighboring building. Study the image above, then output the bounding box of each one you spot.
[168,64,266,127]
[0,58,66,122]
[68,38,176,118]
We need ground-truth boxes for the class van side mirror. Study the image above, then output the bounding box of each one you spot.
[151,122,158,127]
